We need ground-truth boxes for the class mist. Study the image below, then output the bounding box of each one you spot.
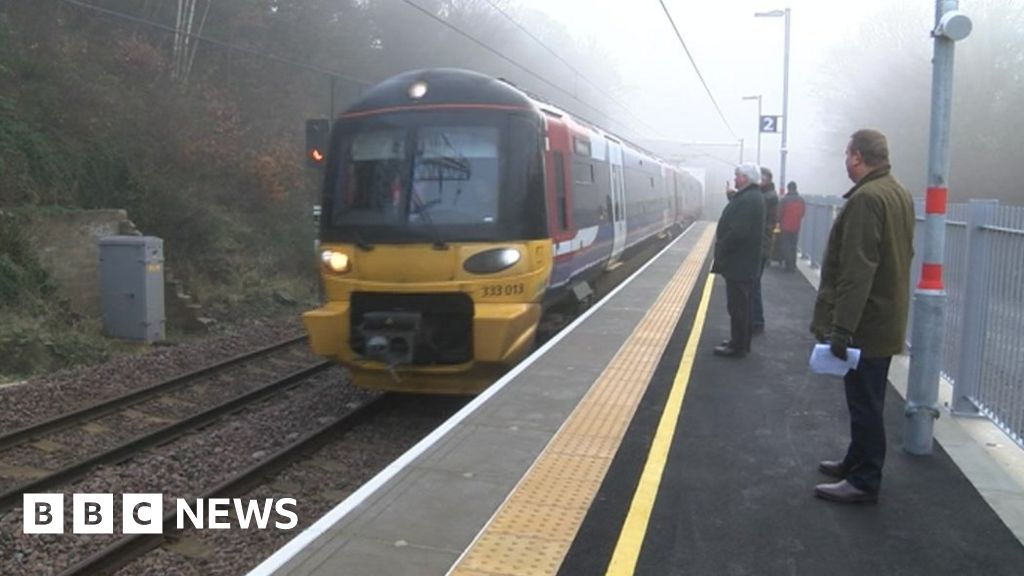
[505,0,1024,210]
[9,0,1021,213]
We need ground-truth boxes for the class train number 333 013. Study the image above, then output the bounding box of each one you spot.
[482,283,525,297]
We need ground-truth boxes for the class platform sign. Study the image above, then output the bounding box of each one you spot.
[760,115,781,133]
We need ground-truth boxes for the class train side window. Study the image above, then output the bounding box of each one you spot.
[573,137,591,157]
[554,152,569,230]
[573,160,594,184]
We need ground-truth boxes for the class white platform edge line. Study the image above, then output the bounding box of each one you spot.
[245,222,699,576]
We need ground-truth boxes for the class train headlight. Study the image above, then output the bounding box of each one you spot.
[321,250,350,273]
[408,81,429,99]
[463,248,521,274]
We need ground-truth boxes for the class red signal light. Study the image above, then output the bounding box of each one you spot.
[306,119,330,167]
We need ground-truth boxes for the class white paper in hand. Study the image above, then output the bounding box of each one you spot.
[808,344,861,376]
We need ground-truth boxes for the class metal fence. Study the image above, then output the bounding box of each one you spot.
[799,197,1024,449]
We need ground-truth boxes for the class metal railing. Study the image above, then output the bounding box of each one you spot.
[799,197,1024,449]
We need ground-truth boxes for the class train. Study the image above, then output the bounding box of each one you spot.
[303,68,703,394]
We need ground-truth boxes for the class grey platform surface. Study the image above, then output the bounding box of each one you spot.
[252,225,1024,576]
[248,223,710,576]
[559,260,1024,575]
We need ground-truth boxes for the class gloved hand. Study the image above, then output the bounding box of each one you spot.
[829,327,854,361]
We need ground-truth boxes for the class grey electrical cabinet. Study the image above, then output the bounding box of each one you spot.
[99,236,165,342]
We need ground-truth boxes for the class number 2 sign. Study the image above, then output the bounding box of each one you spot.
[760,115,781,133]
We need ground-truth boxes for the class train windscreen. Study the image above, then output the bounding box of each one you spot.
[321,110,546,244]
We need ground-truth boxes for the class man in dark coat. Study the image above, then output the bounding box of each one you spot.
[711,162,765,358]
[810,129,915,503]
[778,181,806,271]
[752,167,779,333]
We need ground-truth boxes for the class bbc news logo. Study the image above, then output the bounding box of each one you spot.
[23,494,298,534]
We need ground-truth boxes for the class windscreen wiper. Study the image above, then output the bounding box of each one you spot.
[349,228,374,251]
[414,201,449,251]
[410,188,448,251]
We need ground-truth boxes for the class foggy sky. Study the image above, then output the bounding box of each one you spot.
[514,0,971,209]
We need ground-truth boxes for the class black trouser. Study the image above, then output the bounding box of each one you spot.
[751,257,766,329]
[841,356,892,494]
[724,279,753,352]
[779,231,799,270]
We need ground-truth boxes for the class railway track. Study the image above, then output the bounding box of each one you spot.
[56,394,390,576]
[0,336,325,512]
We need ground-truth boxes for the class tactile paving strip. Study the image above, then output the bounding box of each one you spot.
[450,225,715,576]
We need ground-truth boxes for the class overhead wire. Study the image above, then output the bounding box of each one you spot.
[400,0,643,138]
[657,0,739,141]
[56,0,373,86]
[59,0,725,162]
[478,0,669,140]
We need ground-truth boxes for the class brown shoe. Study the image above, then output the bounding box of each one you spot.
[814,480,878,504]
[818,460,847,479]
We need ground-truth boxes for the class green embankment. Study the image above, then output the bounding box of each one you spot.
[0,11,318,379]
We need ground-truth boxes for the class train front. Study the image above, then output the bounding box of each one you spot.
[304,69,551,394]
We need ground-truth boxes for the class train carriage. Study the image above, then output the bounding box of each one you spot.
[304,68,702,394]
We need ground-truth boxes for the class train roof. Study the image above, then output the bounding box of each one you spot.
[343,68,535,115]
[342,68,692,176]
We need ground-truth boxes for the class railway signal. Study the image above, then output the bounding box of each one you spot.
[305,119,329,167]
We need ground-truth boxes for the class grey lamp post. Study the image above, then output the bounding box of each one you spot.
[755,8,790,188]
[742,94,763,165]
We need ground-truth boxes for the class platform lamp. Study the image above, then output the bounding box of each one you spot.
[754,8,790,190]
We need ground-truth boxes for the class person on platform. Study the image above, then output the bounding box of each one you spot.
[752,167,779,334]
[778,181,806,272]
[810,129,915,504]
[711,163,765,359]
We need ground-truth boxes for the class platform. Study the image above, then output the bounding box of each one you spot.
[248,221,1024,576]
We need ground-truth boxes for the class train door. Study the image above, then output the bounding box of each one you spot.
[607,139,626,267]
[543,114,573,247]
[662,167,671,229]
[673,170,683,225]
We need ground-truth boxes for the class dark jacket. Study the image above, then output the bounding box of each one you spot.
[712,184,765,280]
[811,166,915,357]
[779,191,805,233]
[761,183,780,258]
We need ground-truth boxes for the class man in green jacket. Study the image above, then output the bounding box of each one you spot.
[711,162,765,358]
[810,129,915,504]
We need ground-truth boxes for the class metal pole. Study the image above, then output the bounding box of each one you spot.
[904,0,971,455]
[329,76,336,123]
[756,95,763,166]
[742,95,763,166]
[952,199,997,415]
[779,8,790,190]
[740,138,745,163]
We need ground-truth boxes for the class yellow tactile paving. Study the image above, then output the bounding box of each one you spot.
[449,225,715,576]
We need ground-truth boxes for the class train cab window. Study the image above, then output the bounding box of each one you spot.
[339,129,406,224]
[331,125,500,228]
[553,151,569,230]
[323,109,547,244]
[410,126,499,225]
